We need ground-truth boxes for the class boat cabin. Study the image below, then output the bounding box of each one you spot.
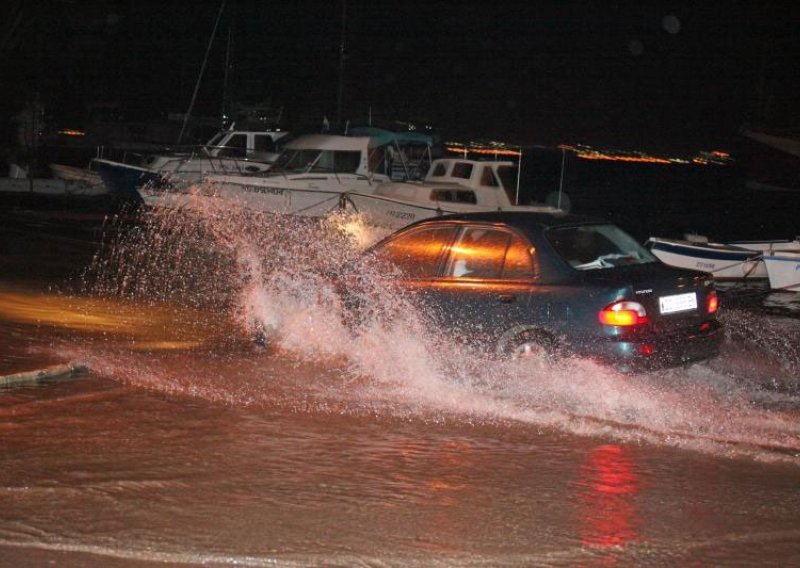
[203,129,289,161]
[268,129,434,181]
[373,158,522,208]
[270,134,375,176]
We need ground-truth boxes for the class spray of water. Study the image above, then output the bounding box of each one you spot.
[73,186,800,463]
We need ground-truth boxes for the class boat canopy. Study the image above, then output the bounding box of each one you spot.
[285,134,373,152]
[348,126,433,147]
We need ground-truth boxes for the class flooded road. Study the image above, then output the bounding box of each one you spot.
[2,207,800,566]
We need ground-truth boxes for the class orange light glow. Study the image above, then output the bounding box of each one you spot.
[575,152,672,164]
[444,145,522,157]
[706,290,719,314]
[599,301,648,326]
[448,244,479,257]
[57,129,87,137]
[599,310,637,326]
[0,289,218,350]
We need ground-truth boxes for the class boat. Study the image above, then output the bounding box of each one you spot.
[341,157,557,230]
[763,251,800,292]
[92,126,289,197]
[0,163,107,197]
[0,176,108,197]
[645,236,767,280]
[49,163,105,190]
[726,238,800,253]
[140,128,434,214]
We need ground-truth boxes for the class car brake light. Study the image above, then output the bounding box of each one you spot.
[706,290,719,314]
[598,301,649,326]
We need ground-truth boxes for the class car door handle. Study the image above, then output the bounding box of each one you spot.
[496,293,517,303]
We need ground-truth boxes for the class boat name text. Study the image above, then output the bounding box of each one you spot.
[387,210,416,220]
[246,186,285,195]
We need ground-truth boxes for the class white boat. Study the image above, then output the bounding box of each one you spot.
[726,238,800,253]
[142,128,434,214]
[646,237,767,280]
[763,251,800,292]
[49,163,105,189]
[0,176,108,197]
[342,157,557,230]
[92,126,289,197]
[0,163,107,197]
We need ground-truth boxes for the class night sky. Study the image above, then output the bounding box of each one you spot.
[2,1,798,154]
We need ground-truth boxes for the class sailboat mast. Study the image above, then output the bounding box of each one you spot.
[335,0,347,129]
[177,0,226,145]
[221,20,232,128]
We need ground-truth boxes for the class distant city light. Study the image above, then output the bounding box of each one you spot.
[442,141,731,166]
[444,141,522,158]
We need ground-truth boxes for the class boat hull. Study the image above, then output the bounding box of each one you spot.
[647,238,767,280]
[94,160,166,197]
[763,252,800,292]
[0,177,107,197]
[343,192,553,231]
[142,183,352,218]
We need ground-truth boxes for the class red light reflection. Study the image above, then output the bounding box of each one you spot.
[573,444,640,549]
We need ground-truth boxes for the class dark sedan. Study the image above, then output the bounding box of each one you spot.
[347,211,722,370]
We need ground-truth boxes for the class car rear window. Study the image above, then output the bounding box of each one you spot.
[547,224,657,270]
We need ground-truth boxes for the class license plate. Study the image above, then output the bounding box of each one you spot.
[659,292,697,314]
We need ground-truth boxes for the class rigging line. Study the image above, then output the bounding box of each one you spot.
[335,0,347,128]
[177,0,226,146]
[294,194,340,214]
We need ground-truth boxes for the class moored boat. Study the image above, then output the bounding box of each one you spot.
[0,176,108,197]
[142,128,434,213]
[763,251,800,292]
[726,238,800,253]
[92,126,288,197]
[342,157,557,230]
[645,237,767,280]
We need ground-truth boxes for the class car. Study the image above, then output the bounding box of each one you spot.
[344,211,723,370]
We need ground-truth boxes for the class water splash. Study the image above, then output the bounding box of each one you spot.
[71,189,800,463]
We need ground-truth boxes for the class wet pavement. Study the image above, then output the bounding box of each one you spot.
[2,208,800,566]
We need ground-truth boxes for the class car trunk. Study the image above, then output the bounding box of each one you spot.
[581,263,716,332]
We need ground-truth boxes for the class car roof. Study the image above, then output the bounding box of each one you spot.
[406,210,606,232]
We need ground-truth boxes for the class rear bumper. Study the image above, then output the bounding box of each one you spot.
[585,320,724,371]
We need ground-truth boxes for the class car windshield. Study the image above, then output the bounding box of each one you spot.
[547,224,657,270]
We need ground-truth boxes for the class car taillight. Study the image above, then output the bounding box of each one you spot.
[706,290,719,314]
[598,301,649,326]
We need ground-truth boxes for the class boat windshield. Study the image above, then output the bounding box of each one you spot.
[205,131,226,149]
[271,149,362,174]
[547,224,658,270]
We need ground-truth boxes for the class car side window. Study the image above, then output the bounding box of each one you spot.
[445,227,511,278]
[502,235,535,278]
[377,226,457,278]
[445,227,534,279]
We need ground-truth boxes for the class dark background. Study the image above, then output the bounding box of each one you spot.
[2,1,798,153]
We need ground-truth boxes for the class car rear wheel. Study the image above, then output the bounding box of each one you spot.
[498,327,557,361]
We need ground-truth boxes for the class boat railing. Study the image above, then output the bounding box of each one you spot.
[95,143,200,166]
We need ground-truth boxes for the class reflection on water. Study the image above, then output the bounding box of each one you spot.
[574,444,640,549]
[0,288,221,351]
